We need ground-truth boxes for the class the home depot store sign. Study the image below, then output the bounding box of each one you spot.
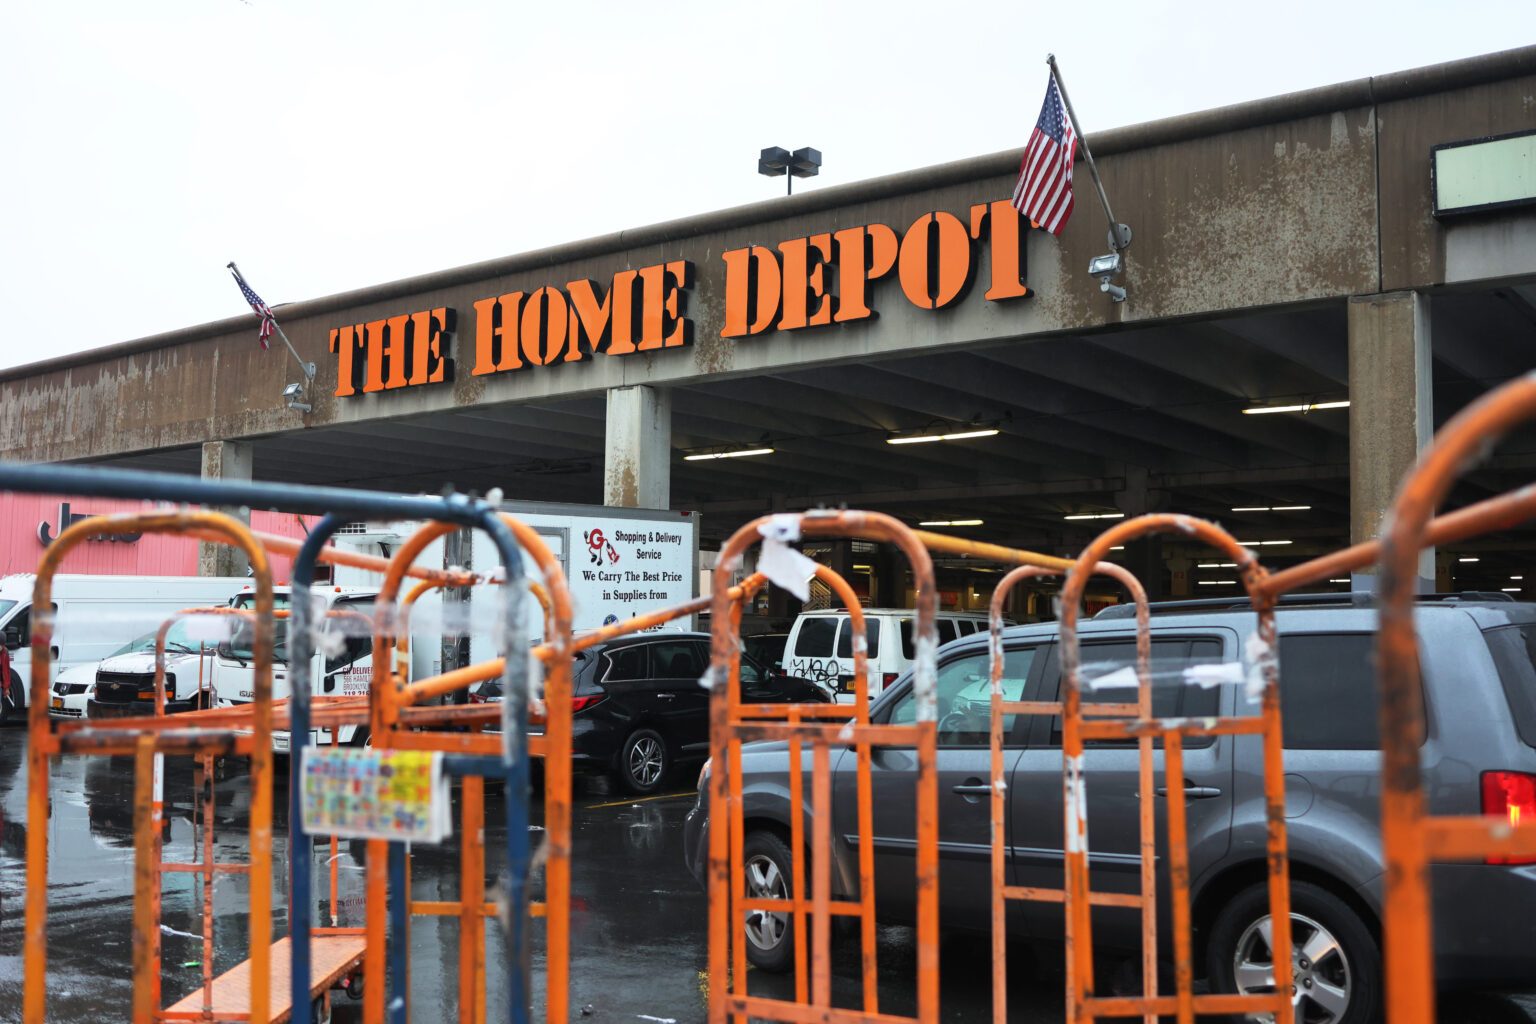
[328,201,1033,397]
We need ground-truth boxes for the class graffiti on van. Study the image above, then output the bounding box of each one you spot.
[786,657,843,690]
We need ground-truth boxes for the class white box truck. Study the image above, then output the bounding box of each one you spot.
[0,573,249,724]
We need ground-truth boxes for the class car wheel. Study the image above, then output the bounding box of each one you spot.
[0,670,21,725]
[618,727,669,794]
[742,830,796,973]
[1206,880,1380,1024]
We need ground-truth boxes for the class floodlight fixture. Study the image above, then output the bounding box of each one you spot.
[759,145,821,195]
[282,381,311,412]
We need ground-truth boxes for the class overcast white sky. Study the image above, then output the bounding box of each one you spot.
[0,1,1531,372]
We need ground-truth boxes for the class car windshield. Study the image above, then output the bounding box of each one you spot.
[0,600,16,622]
[110,619,211,657]
[227,593,295,663]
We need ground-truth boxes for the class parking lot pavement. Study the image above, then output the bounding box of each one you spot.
[0,735,1531,1023]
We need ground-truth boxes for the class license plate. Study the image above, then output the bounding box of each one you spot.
[51,697,63,709]
[274,734,290,751]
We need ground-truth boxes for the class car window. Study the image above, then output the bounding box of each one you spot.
[602,644,648,682]
[889,648,1037,746]
[1276,633,1381,750]
[1044,638,1224,748]
[793,617,837,657]
[1483,624,1536,750]
[955,621,976,636]
[326,597,375,673]
[836,619,880,658]
[5,606,28,648]
[937,620,958,645]
[648,640,705,679]
[899,618,916,660]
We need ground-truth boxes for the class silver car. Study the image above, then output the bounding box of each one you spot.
[684,594,1536,1024]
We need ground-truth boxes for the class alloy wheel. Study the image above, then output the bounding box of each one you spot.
[1231,910,1352,1024]
[743,853,789,953]
[627,734,664,788]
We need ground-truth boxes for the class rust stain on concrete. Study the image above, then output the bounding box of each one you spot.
[691,334,735,377]
[605,457,639,508]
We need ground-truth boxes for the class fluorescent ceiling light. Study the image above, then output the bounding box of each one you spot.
[1063,512,1125,521]
[1231,506,1269,512]
[1242,401,1350,415]
[887,428,999,445]
[919,519,984,527]
[1330,578,1351,584]
[1198,580,1237,585]
[683,447,774,461]
[1272,505,1312,511]
[1109,545,1125,551]
[1458,556,1480,563]
[1512,576,1524,581]
[1238,539,1292,546]
[1504,587,1522,592]
[1198,562,1238,569]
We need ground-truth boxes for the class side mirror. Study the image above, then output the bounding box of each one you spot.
[2,626,19,650]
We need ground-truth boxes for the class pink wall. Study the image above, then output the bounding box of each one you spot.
[0,492,320,578]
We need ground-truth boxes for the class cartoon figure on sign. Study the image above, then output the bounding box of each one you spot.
[584,528,620,566]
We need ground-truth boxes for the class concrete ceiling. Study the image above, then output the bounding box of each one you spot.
[90,284,1536,593]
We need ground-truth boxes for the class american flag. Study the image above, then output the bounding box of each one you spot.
[228,264,275,350]
[1012,73,1077,236]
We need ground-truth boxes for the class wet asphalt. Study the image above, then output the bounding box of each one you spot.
[0,728,1531,1024]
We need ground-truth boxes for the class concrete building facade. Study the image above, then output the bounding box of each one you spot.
[3,46,1535,609]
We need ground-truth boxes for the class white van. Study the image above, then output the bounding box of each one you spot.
[782,609,1003,702]
[0,574,248,725]
[212,585,379,751]
[86,618,226,718]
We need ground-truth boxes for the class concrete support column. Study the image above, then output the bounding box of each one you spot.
[1348,291,1434,588]
[1116,466,1167,601]
[198,440,253,577]
[603,385,671,509]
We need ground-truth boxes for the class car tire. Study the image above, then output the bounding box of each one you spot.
[0,670,21,725]
[618,727,669,794]
[1205,880,1380,1024]
[742,830,796,973]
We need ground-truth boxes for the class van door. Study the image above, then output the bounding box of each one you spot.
[832,642,1045,929]
[1010,635,1235,949]
[785,615,841,695]
[0,603,29,718]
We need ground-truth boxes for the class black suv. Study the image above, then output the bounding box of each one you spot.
[479,631,830,794]
[684,594,1536,1024]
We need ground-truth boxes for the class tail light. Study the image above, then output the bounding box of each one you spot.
[1481,770,1536,865]
[572,694,605,712]
[468,691,487,704]
[882,672,899,688]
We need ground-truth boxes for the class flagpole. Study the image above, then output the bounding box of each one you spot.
[1047,54,1131,252]
[272,322,316,381]
[227,262,315,380]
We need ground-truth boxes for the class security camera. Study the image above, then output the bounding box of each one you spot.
[282,382,304,398]
[1088,252,1127,303]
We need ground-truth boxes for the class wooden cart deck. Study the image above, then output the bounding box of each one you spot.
[164,932,366,1023]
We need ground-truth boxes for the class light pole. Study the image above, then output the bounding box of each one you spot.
[758,146,821,195]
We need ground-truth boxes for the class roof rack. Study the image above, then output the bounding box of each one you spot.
[1092,589,1515,620]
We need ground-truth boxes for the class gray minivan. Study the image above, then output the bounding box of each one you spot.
[683,594,1536,1024]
